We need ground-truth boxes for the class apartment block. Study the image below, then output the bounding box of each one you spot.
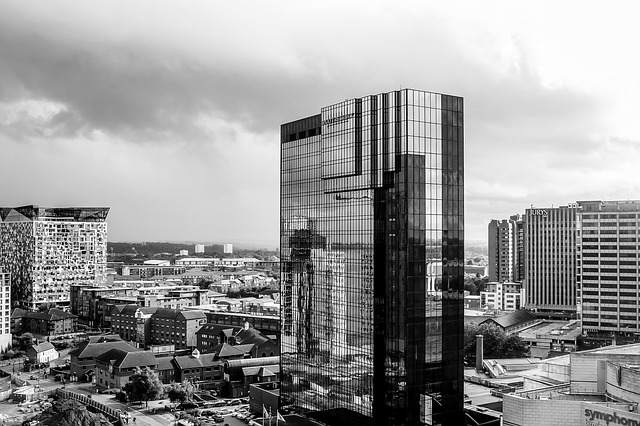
[480,282,524,311]
[488,215,524,283]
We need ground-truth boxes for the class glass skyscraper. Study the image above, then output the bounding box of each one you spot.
[280,89,464,425]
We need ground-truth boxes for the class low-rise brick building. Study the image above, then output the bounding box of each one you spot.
[69,337,138,382]
[149,309,207,349]
[12,308,77,336]
[95,348,157,390]
[172,349,224,383]
[224,356,280,397]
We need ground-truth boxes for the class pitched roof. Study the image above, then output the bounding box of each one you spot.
[31,342,56,353]
[119,305,158,315]
[180,310,206,320]
[235,328,269,346]
[11,308,28,319]
[173,353,223,370]
[95,348,157,369]
[70,340,139,359]
[211,343,246,359]
[480,309,538,329]
[156,356,176,371]
[88,334,123,343]
[241,365,279,377]
[24,308,77,321]
[195,323,240,337]
[233,344,256,354]
[110,305,127,314]
[152,308,181,320]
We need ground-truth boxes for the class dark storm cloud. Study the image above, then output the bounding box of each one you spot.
[0,0,628,243]
[1,1,602,147]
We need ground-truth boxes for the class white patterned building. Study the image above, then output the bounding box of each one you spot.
[0,206,109,310]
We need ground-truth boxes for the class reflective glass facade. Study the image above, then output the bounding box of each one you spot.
[280,89,464,425]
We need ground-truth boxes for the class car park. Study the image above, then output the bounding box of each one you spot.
[177,402,199,410]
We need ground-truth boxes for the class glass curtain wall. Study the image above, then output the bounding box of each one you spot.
[280,89,464,426]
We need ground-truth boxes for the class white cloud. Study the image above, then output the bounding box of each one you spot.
[1,0,639,244]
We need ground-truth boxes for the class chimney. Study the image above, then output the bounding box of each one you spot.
[476,335,484,372]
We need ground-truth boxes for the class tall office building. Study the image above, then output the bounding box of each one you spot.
[488,215,524,283]
[0,206,109,310]
[577,200,640,338]
[0,270,11,350]
[524,205,577,314]
[280,89,464,425]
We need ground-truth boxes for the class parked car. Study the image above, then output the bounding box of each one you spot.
[177,402,199,410]
[228,399,241,406]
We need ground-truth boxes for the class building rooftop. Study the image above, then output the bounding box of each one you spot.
[242,365,279,377]
[480,309,537,330]
[23,308,78,321]
[0,206,109,222]
[88,334,123,343]
[195,323,240,337]
[225,356,280,371]
[235,327,270,346]
[156,356,175,371]
[173,352,222,370]
[152,308,206,320]
[30,342,56,353]
[11,308,28,319]
[70,340,139,359]
[212,343,247,359]
[95,348,157,369]
[119,305,158,316]
[518,320,582,341]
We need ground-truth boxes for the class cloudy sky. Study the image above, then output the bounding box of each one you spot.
[1,1,639,247]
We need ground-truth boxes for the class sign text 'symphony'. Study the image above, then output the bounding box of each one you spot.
[585,409,640,426]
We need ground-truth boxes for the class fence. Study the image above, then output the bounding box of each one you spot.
[55,388,122,423]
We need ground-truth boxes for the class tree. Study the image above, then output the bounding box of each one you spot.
[167,380,196,404]
[180,412,204,426]
[38,302,57,312]
[123,367,164,407]
[16,333,34,349]
[197,279,214,290]
[464,322,527,361]
[463,282,477,294]
[34,398,111,426]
